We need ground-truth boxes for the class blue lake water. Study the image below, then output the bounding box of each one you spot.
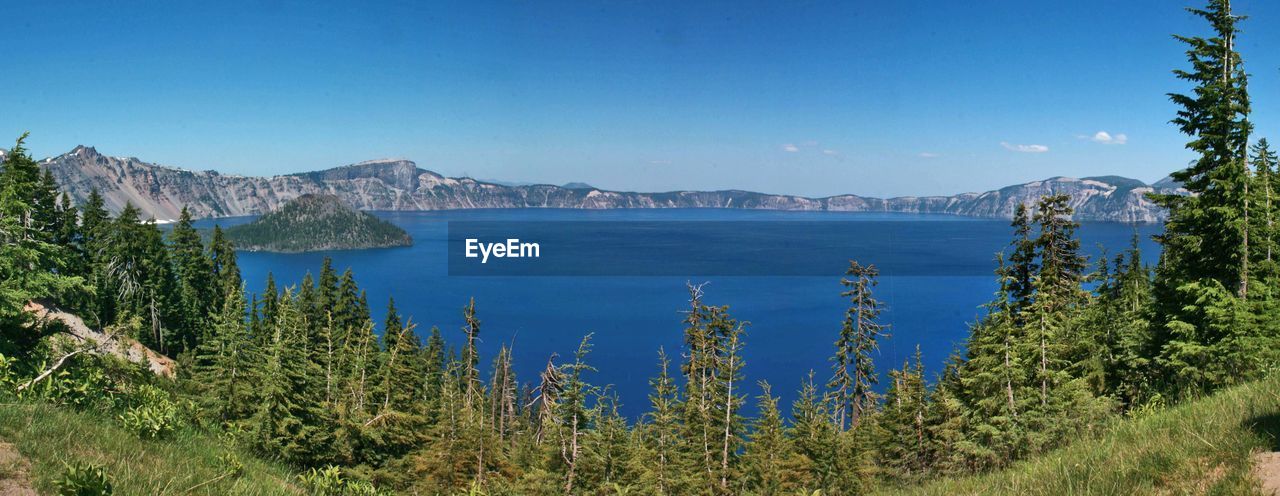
[199,209,1163,418]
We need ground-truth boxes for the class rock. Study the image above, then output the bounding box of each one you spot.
[40,145,1179,223]
[24,301,176,379]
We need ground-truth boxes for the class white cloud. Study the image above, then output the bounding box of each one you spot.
[1090,131,1128,145]
[918,152,939,158]
[782,144,799,152]
[1001,142,1049,153]
[822,149,838,156]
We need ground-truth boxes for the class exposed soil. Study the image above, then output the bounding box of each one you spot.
[1254,451,1280,495]
[0,441,37,496]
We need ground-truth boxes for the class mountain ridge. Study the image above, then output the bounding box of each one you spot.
[38,145,1182,222]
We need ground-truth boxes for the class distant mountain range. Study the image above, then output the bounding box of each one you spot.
[30,145,1183,223]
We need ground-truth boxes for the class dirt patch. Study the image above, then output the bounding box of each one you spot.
[1254,452,1280,495]
[0,441,37,496]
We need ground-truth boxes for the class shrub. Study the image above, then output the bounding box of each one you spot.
[117,385,181,439]
[48,365,112,410]
[297,465,344,495]
[296,466,389,495]
[218,451,245,478]
[55,462,113,495]
[0,353,15,394]
[345,480,391,496]
[118,400,178,439]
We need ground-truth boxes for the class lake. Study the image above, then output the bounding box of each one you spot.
[199,209,1163,418]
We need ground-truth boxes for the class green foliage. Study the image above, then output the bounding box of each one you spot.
[223,194,411,253]
[298,465,345,495]
[218,450,245,477]
[55,462,113,496]
[298,465,391,496]
[6,8,1280,486]
[118,384,181,439]
[829,260,888,432]
[0,133,87,356]
[879,372,1280,495]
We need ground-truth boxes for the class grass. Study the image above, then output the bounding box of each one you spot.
[6,374,1280,495]
[882,373,1280,495]
[0,401,302,495]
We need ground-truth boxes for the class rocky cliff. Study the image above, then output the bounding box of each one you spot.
[40,145,1181,222]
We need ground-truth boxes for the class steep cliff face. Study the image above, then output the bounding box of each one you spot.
[40,145,1181,222]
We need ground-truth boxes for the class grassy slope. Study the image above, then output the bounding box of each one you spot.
[4,377,1280,495]
[883,374,1280,495]
[0,402,301,495]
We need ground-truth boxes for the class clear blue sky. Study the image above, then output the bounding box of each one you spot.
[3,1,1278,197]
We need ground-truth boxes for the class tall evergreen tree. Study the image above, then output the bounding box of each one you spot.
[169,206,214,352]
[641,348,683,495]
[877,347,928,480]
[192,283,256,425]
[1151,0,1252,297]
[208,225,242,308]
[1007,203,1039,316]
[1251,139,1279,281]
[0,134,85,356]
[248,290,334,466]
[1150,0,1259,393]
[829,260,888,431]
[791,370,838,490]
[461,298,482,410]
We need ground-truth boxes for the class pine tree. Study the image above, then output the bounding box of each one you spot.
[365,298,428,472]
[1027,194,1087,411]
[169,206,214,353]
[0,133,86,355]
[79,188,110,325]
[1149,1,1262,389]
[1093,236,1155,406]
[585,390,634,492]
[103,207,178,352]
[333,269,368,337]
[488,344,520,447]
[556,336,598,494]
[640,348,683,495]
[791,370,838,491]
[258,272,280,332]
[461,298,482,410]
[877,347,928,480]
[709,304,746,494]
[1151,0,1253,306]
[317,257,339,316]
[54,193,83,278]
[922,353,969,475]
[1251,139,1279,282]
[1007,203,1039,316]
[377,298,422,413]
[248,290,334,466]
[421,326,447,407]
[952,269,1027,469]
[191,283,256,425]
[742,381,805,495]
[34,169,60,239]
[209,225,242,308]
[829,260,888,431]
